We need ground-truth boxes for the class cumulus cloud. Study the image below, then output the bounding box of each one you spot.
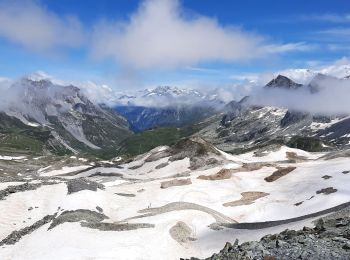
[0,0,84,52]
[91,0,308,69]
[78,81,116,105]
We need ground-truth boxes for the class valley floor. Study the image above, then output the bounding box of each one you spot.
[0,142,349,259]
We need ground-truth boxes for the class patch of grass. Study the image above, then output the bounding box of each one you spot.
[228,137,285,155]
[286,136,324,152]
[0,111,218,159]
[0,132,45,155]
[0,113,71,156]
[118,123,208,157]
[0,113,50,155]
[119,128,184,157]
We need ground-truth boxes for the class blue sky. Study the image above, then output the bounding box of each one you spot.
[0,0,349,90]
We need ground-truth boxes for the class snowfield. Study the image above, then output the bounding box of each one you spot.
[0,144,349,260]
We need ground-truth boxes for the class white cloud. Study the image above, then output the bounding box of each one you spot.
[0,0,84,52]
[185,66,221,73]
[78,81,116,105]
[250,76,350,115]
[91,0,308,69]
[299,13,350,23]
[317,28,350,39]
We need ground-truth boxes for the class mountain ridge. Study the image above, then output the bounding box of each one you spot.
[0,78,131,157]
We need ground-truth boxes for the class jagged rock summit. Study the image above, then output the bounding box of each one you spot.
[265,75,303,90]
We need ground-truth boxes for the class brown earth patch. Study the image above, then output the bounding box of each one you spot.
[241,163,270,171]
[316,187,337,195]
[264,167,296,182]
[237,162,275,172]
[223,191,269,207]
[198,163,275,181]
[286,152,307,161]
[197,169,232,180]
[160,178,192,189]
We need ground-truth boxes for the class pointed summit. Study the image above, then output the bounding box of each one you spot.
[265,75,303,90]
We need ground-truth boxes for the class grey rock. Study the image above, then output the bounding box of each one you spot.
[66,178,104,194]
[81,222,154,231]
[49,209,108,230]
[187,214,350,260]
[0,181,57,200]
[0,214,57,246]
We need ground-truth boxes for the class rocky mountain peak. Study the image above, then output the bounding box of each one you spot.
[265,75,303,90]
[0,77,131,154]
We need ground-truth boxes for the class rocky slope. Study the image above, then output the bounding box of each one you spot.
[0,78,131,156]
[190,208,350,260]
[198,74,350,153]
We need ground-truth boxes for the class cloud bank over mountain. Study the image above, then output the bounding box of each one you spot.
[250,75,350,115]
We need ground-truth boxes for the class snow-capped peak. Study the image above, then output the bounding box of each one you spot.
[142,85,203,98]
[25,71,52,81]
[23,71,67,86]
[319,64,350,79]
[114,85,227,108]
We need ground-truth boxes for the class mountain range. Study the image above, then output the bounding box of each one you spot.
[200,73,350,154]
[113,86,227,132]
[1,67,350,158]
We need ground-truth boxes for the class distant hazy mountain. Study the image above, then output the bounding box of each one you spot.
[114,85,227,106]
[114,86,227,132]
[0,77,131,156]
[307,73,338,93]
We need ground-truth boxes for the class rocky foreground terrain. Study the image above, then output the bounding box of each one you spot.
[0,137,349,259]
[188,207,350,260]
